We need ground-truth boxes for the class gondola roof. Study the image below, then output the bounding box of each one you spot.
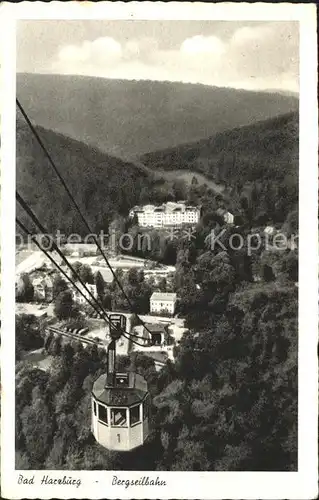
[92,372,148,407]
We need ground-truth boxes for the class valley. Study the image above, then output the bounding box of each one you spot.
[17,73,298,157]
[15,72,299,473]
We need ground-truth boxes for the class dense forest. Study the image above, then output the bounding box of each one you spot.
[141,112,299,224]
[16,287,297,470]
[16,214,298,470]
[17,111,298,241]
[17,73,298,157]
[16,92,298,471]
[16,117,216,237]
[16,117,152,236]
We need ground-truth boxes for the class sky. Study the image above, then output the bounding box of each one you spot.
[17,20,299,92]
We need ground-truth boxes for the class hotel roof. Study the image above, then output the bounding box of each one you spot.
[130,201,200,215]
[150,292,177,302]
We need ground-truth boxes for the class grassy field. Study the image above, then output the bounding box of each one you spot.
[155,169,225,194]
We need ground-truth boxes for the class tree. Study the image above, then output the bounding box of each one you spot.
[16,365,50,413]
[279,251,298,282]
[49,336,62,357]
[72,340,84,354]
[16,273,34,302]
[130,213,139,227]
[162,240,177,265]
[73,393,92,445]
[158,277,167,292]
[137,270,145,283]
[15,451,31,470]
[282,208,298,237]
[171,439,211,471]
[44,331,54,353]
[79,264,94,284]
[191,175,199,186]
[128,267,139,286]
[45,436,65,469]
[71,261,83,279]
[95,271,105,299]
[129,352,156,382]
[262,263,275,282]
[54,290,74,320]
[61,343,75,367]
[20,388,54,467]
[172,179,187,200]
[102,293,112,310]
[196,250,235,294]
[254,211,268,226]
[156,279,297,470]
[52,275,68,299]
[70,350,93,387]
[15,314,43,359]
[55,380,83,414]
[137,283,152,314]
[259,249,281,280]
[85,343,100,365]
[109,216,126,254]
[48,355,70,391]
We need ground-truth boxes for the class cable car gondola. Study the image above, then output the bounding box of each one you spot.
[91,315,151,451]
[16,98,156,453]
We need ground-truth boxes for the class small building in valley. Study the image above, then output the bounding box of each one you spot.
[32,275,53,302]
[72,283,98,305]
[216,208,234,225]
[144,323,168,346]
[150,292,177,316]
[132,323,169,347]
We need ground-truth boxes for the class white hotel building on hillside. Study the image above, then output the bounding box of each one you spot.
[129,201,201,228]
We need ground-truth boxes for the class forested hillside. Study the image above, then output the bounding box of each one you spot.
[17,73,298,157]
[16,84,298,472]
[141,112,299,224]
[16,275,297,471]
[16,117,152,235]
[16,179,298,471]
[17,111,298,237]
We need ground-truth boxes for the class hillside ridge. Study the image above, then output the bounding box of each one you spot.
[16,117,152,236]
[17,72,298,157]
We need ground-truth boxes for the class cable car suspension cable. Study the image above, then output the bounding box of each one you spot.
[16,98,159,340]
[16,218,109,322]
[17,198,148,343]
[17,192,113,326]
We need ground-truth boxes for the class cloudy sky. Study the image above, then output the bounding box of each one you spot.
[17,20,299,92]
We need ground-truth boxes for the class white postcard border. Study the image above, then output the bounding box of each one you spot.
[1,2,318,499]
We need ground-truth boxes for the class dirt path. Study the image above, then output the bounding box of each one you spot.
[127,157,225,195]
[155,169,225,194]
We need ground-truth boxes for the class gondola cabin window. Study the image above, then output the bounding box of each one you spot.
[93,400,97,416]
[130,404,140,426]
[111,408,127,427]
[98,404,108,425]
